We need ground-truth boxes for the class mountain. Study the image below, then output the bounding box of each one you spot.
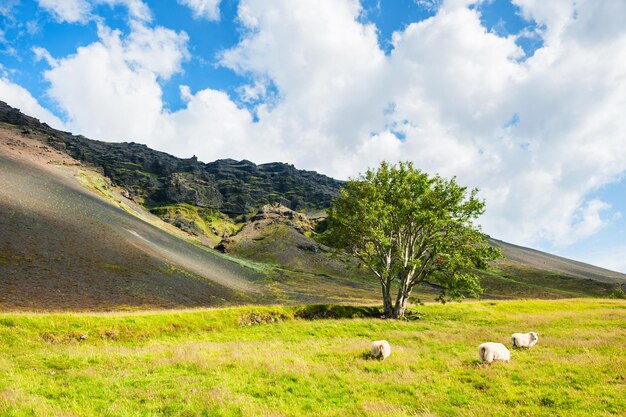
[0,100,341,215]
[0,101,624,310]
[0,102,371,310]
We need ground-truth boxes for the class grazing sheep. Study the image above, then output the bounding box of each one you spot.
[511,332,538,348]
[371,340,391,360]
[478,342,510,364]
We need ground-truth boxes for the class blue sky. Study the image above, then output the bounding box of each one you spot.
[1,0,543,111]
[1,0,625,272]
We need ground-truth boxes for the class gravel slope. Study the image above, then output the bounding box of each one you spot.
[0,128,264,310]
[491,238,626,284]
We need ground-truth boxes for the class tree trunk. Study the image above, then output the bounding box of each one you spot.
[381,284,393,318]
[392,285,411,319]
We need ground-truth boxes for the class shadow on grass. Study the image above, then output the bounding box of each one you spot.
[294,304,382,320]
[361,350,375,360]
[463,358,484,367]
[292,304,427,321]
[361,350,390,362]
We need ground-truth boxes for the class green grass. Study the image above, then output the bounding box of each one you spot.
[0,299,624,416]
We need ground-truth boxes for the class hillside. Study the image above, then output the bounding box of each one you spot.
[0,122,376,310]
[0,129,258,310]
[1,100,625,310]
[490,238,625,284]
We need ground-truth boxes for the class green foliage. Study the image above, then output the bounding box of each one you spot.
[610,286,626,299]
[324,161,501,317]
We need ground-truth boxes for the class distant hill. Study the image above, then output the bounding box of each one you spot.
[490,239,625,285]
[0,100,624,310]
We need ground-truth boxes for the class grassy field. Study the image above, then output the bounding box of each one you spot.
[0,299,625,416]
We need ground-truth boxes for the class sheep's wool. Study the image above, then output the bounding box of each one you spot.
[478,342,510,364]
[512,332,539,348]
[371,340,391,360]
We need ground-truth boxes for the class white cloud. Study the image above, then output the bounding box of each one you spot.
[37,0,151,24]
[31,0,626,252]
[38,0,91,23]
[568,199,612,243]
[0,77,65,129]
[236,80,268,103]
[124,22,189,79]
[36,18,268,163]
[162,87,257,159]
[97,0,151,22]
[32,46,59,67]
[177,0,221,21]
[220,0,387,168]
[415,0,442,12]
[42,23,188,141]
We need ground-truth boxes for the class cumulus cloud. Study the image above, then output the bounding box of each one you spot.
[0,77,65,129]
[30,0,626,251]
[177,0,221,21]
[41,23,187,141]
[162,87,257,159]
[221,0,387,172]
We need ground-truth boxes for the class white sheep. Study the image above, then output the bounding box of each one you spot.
[370,340,391,360]
[511,332,538,348]
[478,342,510,364]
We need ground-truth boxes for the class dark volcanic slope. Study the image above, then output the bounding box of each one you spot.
[491,239,626,285]
[0,101,341,214]
[0,152,264,310]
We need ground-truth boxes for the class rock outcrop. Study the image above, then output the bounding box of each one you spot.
[0,101,342,214]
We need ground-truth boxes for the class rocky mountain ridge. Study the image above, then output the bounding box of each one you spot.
[0,101,342,215]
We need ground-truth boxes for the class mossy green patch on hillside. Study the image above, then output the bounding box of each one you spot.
[75,169,115,201]
[74,169,141,218]
[150,203,242,245]
[0,299,624,416]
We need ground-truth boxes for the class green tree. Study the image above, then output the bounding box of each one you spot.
[324,161,500,319]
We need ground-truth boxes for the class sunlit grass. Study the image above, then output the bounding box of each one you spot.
[0,299,624,416]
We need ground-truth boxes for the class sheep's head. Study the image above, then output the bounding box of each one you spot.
[530,332,538,341]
